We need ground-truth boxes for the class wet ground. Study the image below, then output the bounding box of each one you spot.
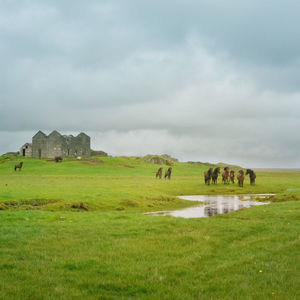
[145,194,273,218]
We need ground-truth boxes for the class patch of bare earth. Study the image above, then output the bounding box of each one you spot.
[117,164,135,168]
[81,159,104,166]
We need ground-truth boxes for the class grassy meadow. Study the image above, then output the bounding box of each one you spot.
[0,154,299,299]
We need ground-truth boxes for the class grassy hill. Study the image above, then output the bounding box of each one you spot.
[0,154,299,299]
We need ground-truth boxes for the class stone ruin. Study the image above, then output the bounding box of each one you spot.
[20,130,91,159]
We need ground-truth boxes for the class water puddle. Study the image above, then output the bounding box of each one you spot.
[145,194,273,218]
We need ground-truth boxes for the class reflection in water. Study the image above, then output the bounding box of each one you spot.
[145,194,272,219]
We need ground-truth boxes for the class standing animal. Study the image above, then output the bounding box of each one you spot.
[14,162,23,171]
[246,169,256,185]
[156,167,163,179]
[237,170,245,187]
[229,170,235,184]
[211,167,220,184]
[54,156,63,162]
[164,167,172,180]
[204,168,213,185]
[222,167,230,184]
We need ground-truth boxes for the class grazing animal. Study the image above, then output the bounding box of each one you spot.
[54,156,63,162]
[237,170,245,187]
[156,167,163,179]
[222,167,230,185]
[204,168,213,185]
[246,169,256,185]
[229,170,235,184]
[14,162,23,171]
[164,167,172,180]
[211,167,220,184]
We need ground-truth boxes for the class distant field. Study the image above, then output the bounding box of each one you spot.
[1,155,299,212]
[0,155,299,299]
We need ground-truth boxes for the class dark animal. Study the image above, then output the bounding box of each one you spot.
[54,156,63,162]
[246,169,256,185]
[237,170,245,187]
[156,167,163,179]
[164,167,172,180]
[229,170,235,184]
[222,167,230,185]
[14,162,23,171]
[211,167,220,184]
[204,168,213,185]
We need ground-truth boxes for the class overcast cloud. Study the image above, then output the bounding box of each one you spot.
[0,0,300,167]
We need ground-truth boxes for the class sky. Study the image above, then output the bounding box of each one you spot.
[0,0,300,168]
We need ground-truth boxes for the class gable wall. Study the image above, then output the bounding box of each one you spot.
[31,131,91,158]
[19,144,32,157]
[32,133,48,158]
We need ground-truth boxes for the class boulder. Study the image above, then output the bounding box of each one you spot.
[161,154,178,162]
[143,155,173,166]
[90,150,108,157]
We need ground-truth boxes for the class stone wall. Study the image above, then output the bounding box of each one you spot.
[32,131,48,158]
[19,143,32,157]
[31,130,91,158]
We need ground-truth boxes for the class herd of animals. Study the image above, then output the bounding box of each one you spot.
[156,166,256,187]
[14,160,256,187]
[204,167,256,187]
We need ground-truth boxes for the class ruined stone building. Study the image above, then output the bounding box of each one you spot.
[19,143,32,157]
[20,130,91,158]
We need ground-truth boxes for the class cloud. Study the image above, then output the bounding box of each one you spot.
[0,1,300,167]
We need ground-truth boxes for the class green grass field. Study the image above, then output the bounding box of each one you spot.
[0,155,299,299]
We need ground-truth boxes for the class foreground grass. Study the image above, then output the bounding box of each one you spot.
[0,202,299,299]
[0,155,299,299]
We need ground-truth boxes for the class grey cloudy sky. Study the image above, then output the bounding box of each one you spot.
[1,0,300,167]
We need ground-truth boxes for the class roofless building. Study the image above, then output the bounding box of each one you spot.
[20,130,91,158]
